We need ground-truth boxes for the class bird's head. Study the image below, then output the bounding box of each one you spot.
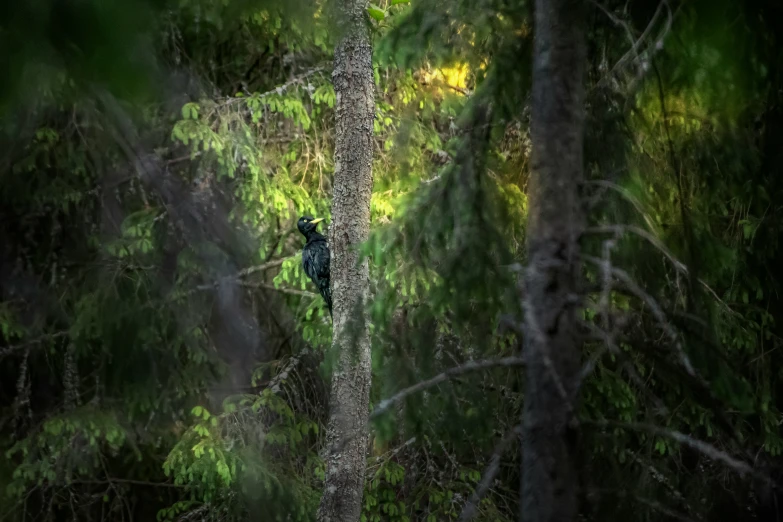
[297,216,325,236]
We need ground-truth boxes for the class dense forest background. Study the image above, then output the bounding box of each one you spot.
[1,0,782,520]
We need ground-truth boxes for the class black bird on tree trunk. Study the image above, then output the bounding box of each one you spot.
[297,216,332,318]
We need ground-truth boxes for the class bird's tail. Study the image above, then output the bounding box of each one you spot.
[320,284,333,320]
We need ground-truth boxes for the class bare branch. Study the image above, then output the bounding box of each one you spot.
[575,233,669,417]
[575,232,620,389]
[0,331,68,359]
[582,320,670,416]
[237,281,317,299]
[370,357,526,420]
[586,224,685,271]
[234,256,294,278]
[592,0,673,89]
[589,420,776,486]
[583,179,657,231]
[366,437,417,476]
[180,256,303,297]
[628,453,687,505]
[586,487,697,522]
[69,478,188,489]
[458,425,523,522]
[219,65,330,108]
[583,254,697,378]
[586,224,739,317]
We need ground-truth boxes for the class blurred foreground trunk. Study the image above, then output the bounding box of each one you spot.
[520,0,587,521]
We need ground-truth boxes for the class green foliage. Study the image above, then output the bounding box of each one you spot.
[161,390,321,520]
[3,0,783,520]
[363,461,408,522]
[5,410,127,498]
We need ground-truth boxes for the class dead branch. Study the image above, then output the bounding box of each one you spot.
[589,420,776,486]
[0,331,69,359]
[236,281,317,299]
[458,425,523,522]
[586,224,736,316]
[593,0,673,89]
[218,65,330,109]
[586,487,697,522]
[370,357,526,420]
[583,254,697,378]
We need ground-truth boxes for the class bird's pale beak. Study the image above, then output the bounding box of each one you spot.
[310,218,325,225]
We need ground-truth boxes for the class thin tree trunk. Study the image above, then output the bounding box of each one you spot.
[316,0,374,520]
[520,0,586,521]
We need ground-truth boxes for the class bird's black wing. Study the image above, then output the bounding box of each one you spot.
[314,240,330,282]
[303,238,332,316]
[302,239,330,282]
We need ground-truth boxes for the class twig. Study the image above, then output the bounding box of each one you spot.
[586,487,696,522]
[586,224,684,271]
[237,281,317,299]
[583,179,657,231]
[366,437,417,475]
[576,229,623,389]
[593,0,671,89]
[370,357,526,419]
[589,0,644,71]
[585,224,738,317]
[166,151,203,165]
[219,66,329,108]
[628,453,687,505]
[178,256,297,297]
[582,320,670,416]
[267,354,303,394]
[234,256,293,278]
[67,478,188,489]
[458,425,523,522]
[583,254,697,378]
[178,504,209,522]
[588,420,775,485]
[0,331,69,359]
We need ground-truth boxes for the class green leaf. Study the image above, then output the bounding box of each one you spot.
[367,4,385,20]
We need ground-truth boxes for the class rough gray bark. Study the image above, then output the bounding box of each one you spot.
[316,0,374,520]
[520,0,587,521]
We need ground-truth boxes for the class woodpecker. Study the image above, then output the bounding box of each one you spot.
[297,216,332,317]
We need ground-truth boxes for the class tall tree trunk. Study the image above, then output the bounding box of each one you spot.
[316,0,374,520]
[520,0,586,521]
